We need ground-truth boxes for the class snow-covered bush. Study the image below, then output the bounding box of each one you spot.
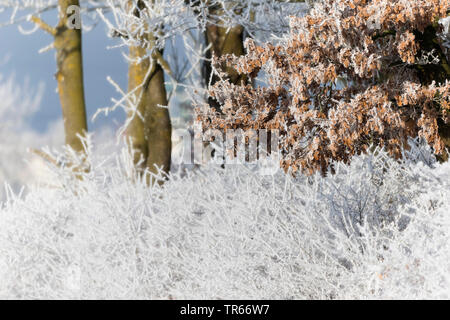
[1,138,449,299]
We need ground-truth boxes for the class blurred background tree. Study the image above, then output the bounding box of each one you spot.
[0,0,311,183]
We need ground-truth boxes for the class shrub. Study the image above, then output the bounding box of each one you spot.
[1,139,450,299]
[197,0,450,174]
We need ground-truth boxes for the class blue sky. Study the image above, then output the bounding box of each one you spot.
[0,10,128,133]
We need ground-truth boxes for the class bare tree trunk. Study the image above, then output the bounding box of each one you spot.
[203,4,247,110]
[127,44,150,169]
[142,52,172,178]
[126,2,172,182]
[54,0,88,153]
[202,0,309,104]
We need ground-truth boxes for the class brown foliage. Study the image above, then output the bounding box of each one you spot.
[197,0,450,174]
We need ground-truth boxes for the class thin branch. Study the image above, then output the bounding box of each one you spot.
[29,15,56,36]
[372,30,396,41]
[29,148,59,167]
[153,50,174,78]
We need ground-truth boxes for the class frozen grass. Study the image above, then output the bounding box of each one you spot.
[0,138,449,299]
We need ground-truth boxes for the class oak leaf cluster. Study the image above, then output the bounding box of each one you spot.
[197,0,450,174]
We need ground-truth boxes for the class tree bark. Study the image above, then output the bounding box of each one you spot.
[127,44,150,169]
[126,2,172,182]
[54,0,88,154]
[202,0,309,106]
[203,3,247,112]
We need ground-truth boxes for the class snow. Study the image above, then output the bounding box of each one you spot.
[1,136,449,299]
